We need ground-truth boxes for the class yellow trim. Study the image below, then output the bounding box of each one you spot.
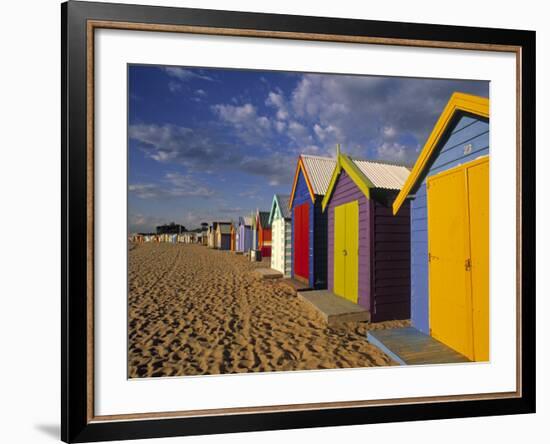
[288,156,316,209]
[427,155,489,184]
[392,92,489,215]
[321,153,374,211]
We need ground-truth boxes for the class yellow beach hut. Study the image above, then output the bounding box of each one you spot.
[368,92,490,364]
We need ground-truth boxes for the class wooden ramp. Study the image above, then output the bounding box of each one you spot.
[280,278,310,292]
[297,290,370,326]
[253,268,283,279]
[367,327,470,365]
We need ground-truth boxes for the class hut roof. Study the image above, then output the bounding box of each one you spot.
[268,194,291,224]
[289,154,337,207]
[322,153,411,211]
[392,92,489,214]
[239,216,253,227]
[353,159,411,190]
[257,211,271,229]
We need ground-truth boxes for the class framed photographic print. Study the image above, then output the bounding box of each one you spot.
[61,0,536,442]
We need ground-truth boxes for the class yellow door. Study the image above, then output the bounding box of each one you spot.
[334,205,346,298]
[428,169,472,358]
[427,156,489,362]
[467,159,489,361]
[334,201,359,303]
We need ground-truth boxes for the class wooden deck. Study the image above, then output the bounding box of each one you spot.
[253,268,283,279]
[297,290,370,326]
[367,327,470,365]
[280,278,311,292]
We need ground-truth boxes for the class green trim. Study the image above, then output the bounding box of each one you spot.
[322,153,373,211]
[268,195,278,225]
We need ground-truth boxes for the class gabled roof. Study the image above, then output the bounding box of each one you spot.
[392,92,489,214]
[238,216,252,227]
[269,194,291,224]
[322,154,410,211]
[289,154,337,207]
[256,211,271,229]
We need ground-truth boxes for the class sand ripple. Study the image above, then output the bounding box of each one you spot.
[128,243,408,378]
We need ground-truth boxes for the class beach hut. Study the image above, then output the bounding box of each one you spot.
[207,224,215,248]
[237,216,253,253]
[216,222,232,250]
[268,194,292,277]
[321,149,411,322]
[379,92,489,362]
[255,211,272,258]
[230,223,237,251]
[288,154,336,288]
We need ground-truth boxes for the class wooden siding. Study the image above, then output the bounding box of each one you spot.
[372,194,411,322]
[271,216,292,277]
[327,171,411,321]
[237,224,251,252]
[219,234,231,250]
[291,170,327,288]
[327,170,371,309]
[410,115,489,333]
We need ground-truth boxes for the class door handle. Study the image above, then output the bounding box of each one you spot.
[465,258,472,271]
[342,249,347,256]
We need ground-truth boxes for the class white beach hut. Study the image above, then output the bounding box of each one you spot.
[268,194,292,277]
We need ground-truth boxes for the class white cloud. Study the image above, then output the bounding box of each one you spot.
[163,67,214,82]
[382,126,397,138]
[274,121,286,133]
[195,89,207,96]
[211,103,272,145]
[265,91,289,120]
[129,172,215,200]
[168,81,182,93]
[375,142,417,164]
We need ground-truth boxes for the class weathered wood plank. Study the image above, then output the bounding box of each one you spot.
[367,327,470,365]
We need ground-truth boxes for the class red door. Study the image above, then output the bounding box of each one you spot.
[294,203,309,280]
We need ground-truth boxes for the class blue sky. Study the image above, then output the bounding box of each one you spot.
[128,65,488,232]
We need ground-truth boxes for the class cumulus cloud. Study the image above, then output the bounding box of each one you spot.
[286,73,488,162]
[211,103,272,145]
[239,155,296,187]
[129,123,238,172]
[265,91,289,121]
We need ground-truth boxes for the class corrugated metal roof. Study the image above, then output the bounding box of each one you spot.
[352,159,410,190]
[301,155,337,196]
[258,211,271,229]
[276,194,291,219]
[239,216,253,226]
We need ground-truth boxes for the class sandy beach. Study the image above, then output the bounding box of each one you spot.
[128,243,408,378]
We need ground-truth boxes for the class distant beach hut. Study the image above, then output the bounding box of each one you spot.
[289,154,336,288]
[255,210,272,258]
[216,222,232,250]
[268,194,292,277]
[237,216,253,253]
[207,223,218,248]
[388,92,490,361]
[321,148,411,321]
[230,223,237,251]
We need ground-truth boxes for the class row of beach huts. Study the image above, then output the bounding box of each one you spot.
[132,93,490,363]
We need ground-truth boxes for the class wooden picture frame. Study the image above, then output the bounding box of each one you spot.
[62,1,536,442]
